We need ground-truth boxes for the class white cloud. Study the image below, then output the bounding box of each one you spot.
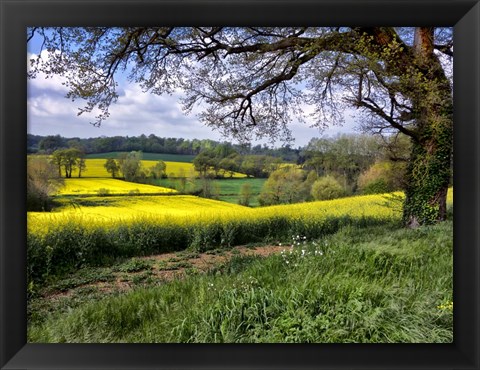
[27,53,357,147]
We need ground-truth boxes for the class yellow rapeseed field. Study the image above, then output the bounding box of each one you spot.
[57,178,177,195]
[68,159,246,178]
[27,188,453,237]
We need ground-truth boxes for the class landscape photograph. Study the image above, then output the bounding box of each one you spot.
[26,27,453,343]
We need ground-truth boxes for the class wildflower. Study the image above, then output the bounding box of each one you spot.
[437,300,453,311]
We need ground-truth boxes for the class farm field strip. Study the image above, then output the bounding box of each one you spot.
[29,189,453,233]
[57,178,178,195]
[67,158,247,178]
[29,195,248,225]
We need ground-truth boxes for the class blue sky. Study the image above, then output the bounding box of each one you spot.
[27,36,358,148]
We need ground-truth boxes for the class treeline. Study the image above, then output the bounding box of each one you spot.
[257,134,413,206]
[27,133,300,161]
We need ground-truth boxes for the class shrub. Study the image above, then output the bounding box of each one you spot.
[311,176,345,200]
[258,167,309,206]
[27,156,64,211]
[358,161,406,194]
[96,188,110,196]
[361,179,390,194]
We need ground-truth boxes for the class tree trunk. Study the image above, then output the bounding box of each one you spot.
[403,27,453,227]
[403,121,452,227]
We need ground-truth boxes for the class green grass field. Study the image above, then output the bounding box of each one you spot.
[155,178,266,206]
[28,220,453,343]
[86,152,196,163]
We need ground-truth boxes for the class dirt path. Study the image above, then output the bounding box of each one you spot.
[46,244,292,300]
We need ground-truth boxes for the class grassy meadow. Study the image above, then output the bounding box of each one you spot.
[28,220,453,343]
[155,178,266,206]
[27,153,454,343]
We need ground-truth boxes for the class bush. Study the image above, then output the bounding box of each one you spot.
[310,176,345,200]
[361,179,390,194]
[27,156,64,211]
[96,188,110,196]
[258,167,309,206]
[358,161,406,194]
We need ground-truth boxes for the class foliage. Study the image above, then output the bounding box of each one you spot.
[358,161,407,194]
[51,148,85,178]
[27,155,64,211]
[310,176,346,201]
[77,158,87,177]
[149,160,167,179]
[193,150,218,177]
[258,167,309,206]
[38,135,67,153]
[118,151,142,181]
[302,134,382,192]
[29,134,302,163]
[96,188,110,196]
[104,158,120,178]
[238,183,253,206]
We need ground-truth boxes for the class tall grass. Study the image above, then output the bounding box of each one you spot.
[27,213,392,287]
[28,220,453,343]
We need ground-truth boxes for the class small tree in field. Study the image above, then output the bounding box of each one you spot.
[27,156,64,211]
[238,182,253,206]
[149,160,167,179]
[311,176,345,201]
[78,157,87,178]
[51,148,83,178]
[104,158,120,178]
[120,151,142,181]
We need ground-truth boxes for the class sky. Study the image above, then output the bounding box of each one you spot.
[27,37,358,149]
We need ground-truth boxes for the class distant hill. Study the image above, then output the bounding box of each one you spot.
[86,152,196,163]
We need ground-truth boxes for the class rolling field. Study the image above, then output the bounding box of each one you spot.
[27,181,453,344]
[31,195,246,222]
[29,192,397,228]
[69,158,246,178]
[69,159,196,178]
[57,178,178,195]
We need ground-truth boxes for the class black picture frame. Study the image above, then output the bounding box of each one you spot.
[1,0,479,369]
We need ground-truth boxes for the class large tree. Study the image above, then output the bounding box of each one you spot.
[28,27,453,226]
